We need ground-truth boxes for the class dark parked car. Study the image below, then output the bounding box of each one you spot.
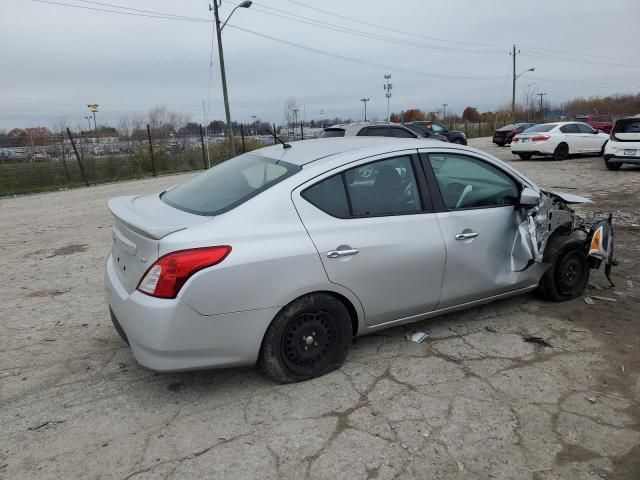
[574,115,614,134]
[320,122,445,140]
[492,123,537,146]
[408,121,467,145]
[403,123,449,142]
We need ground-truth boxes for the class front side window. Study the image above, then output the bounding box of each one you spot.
[320,129,345,138]
[302,156,422,218]
[162,154,299,216]
[576,123,595,134]
[431,123,446,134]
[427,154,519,210]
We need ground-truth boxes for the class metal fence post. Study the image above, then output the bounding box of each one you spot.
[146,124,157,177]
[273,123,278,144]
[199,124,207,169]
[300,121,304,140]
[66,127,89,186]
[465,121,469,138]
[240,124,246,153]
[477,122,481,138]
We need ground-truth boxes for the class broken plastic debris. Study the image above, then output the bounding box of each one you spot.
[584,297,595,305]
[591,295,617,302]
[406,332,429,343]
[626,280,634,288]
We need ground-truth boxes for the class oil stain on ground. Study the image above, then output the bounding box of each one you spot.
[47,244,88,258]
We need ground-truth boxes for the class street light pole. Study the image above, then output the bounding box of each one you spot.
[510,45,535,123]
[84,116,92,132]
[360,98,370,122]
[442,103,448,120]
[211,0,252,158]
[537,93,547,122]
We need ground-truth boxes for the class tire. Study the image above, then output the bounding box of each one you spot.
[496,142,505,147]
[552,143,569,160]
[517,153,533,160]
[453,138,465,145]
[538,234,589,302]
[604,158,621,170]
[259,293,352,383]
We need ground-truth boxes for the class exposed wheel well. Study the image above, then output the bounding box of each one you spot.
[321,291,359,336]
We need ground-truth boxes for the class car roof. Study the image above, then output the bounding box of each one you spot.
[252,137,448,166]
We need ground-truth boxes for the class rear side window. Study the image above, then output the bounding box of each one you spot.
[560,124,578,133]
[320,129,345,138]
[365,127,392,137]
[161,154,300,216]
[576,123,595,133]
[391,127,416,138]
[302,155,423,218]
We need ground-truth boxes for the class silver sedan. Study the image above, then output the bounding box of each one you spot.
[105,138,613,382]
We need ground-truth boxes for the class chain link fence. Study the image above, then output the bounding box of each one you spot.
[0,126,275,196]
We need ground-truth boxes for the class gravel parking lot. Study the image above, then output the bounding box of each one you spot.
[2,138,639,479]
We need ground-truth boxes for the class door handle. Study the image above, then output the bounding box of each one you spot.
[327,248,359,259]
[455,232,479,241]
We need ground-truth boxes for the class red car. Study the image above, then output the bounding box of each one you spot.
[575,115,613,134]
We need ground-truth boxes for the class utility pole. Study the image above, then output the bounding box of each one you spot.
[251,115,257,135]
[211,0,235,157]
[511,45,518,122]
[293,108,299,139]
[87,104,99,139]
[442,103,448,120]
[360,98,370,122]
[537,93,547,122]
[384,74,392,121]
[84,116,92,132]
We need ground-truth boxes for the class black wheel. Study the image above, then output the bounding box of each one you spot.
[259,293,352,383]
[453,138,465,145]
[604,158,621,171]
[496,142,505,147]
[538,234,589,302]
[517,153,533,160]
[552,143,569,160]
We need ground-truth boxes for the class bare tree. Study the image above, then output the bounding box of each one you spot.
[283,97,298,139]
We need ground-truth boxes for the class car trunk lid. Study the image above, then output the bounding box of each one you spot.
[108,194,213,293]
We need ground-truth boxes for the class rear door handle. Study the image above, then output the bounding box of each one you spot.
[327,248,359,259]
[455,232,479,241]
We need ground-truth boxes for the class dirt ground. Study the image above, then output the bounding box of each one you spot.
[1,138,639,480]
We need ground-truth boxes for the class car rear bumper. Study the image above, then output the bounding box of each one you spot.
[511,142,555,154]
[105,254,278,371]
[604,155,640,164]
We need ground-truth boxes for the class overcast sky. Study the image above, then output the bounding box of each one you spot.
[2,0,640,130]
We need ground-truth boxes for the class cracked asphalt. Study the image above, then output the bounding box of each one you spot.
[1,138,639,479]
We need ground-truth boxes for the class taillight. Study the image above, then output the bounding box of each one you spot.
[512,137,520,143]
[137,246,231,299]
[509,130,519,135]
[532,135,550,142]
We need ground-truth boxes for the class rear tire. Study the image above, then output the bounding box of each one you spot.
[553,143,569,161]
[604,158,621,171]
[517,153,533,160]
[259,293,352,383]
[538,234,589,302]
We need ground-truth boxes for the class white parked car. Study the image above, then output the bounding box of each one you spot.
[603,117,640,170]
[511,122,609,160]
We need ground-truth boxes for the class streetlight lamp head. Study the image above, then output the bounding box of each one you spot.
[239,1,252,7]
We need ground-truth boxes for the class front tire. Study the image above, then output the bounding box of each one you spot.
[517,153,533,160]
[553,143,569,160]
[538,234,589,302]
[259,293,352,383]
[453,138,465,145]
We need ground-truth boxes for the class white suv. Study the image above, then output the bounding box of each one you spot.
[604,117,640,170]
[320,122,447,141]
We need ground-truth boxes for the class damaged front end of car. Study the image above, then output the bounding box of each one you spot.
[512,188,615,286]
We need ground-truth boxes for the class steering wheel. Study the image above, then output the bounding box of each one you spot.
[455,185,473,209]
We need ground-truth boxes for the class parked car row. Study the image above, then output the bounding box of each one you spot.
[320,121,467,145]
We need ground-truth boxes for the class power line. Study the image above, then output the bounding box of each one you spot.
[286,0,504,48]
[230,0,502,55]
[225,23,508,80]
[518,43,640,65]
[520,52,640,70]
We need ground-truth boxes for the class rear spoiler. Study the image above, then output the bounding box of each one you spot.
[108,196,186,240]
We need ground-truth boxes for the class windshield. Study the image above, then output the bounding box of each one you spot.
[320,129,345,138]
[161,154,300,216]
[524,124,557,133]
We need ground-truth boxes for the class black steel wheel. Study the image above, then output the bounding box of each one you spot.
[604,158,622,171]
[553,143,569,160]
[259,293,352,383]
[538,234,589,302]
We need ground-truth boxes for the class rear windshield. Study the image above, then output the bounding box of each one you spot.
[404,124,428,135]
[524,124,557,133]
[614,119,640,133]
[320,129,345,138]
[161,154,300,216]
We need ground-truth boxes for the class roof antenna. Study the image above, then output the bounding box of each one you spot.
[265,127,291,149]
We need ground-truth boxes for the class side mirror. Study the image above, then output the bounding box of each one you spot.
[519,187,540,207]
[593,129,600,134]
